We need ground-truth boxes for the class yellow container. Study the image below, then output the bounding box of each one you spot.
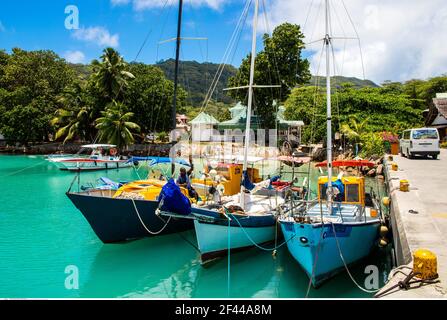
[399,179,409,192]
[391,162,398,171]
[413,249,438,280]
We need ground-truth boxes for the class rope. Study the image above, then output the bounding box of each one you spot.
[227,214,231,297]
[1,159,48,177]
[305,221,325,298]
[330,221,381,294]
[230,212,297,251]
[130,198,172,235]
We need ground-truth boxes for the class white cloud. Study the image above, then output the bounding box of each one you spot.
[111,0,130,6]
[64,50,86,64]
[73,26,119,48]
[265,0,447,84]
[112,0,226,11]
[0,20,6,32]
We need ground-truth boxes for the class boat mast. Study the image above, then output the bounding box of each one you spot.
[240,0,259,208]
[172,0,184,131]
[324,0,333,213]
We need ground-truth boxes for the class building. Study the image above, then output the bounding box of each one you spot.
[170,114,191,142]
[190,112,219,142]
[424,93,447,141]
[218,102,304,147]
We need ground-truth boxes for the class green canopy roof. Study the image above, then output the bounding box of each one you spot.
[190,112,219,125]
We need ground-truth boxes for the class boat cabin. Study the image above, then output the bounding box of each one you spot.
[317,176,366,206]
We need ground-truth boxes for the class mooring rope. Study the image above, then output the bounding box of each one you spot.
[227,214,231,297]
[130,198,172,235]
[230,213,297,251]
[1,159,48,177]
[305,223,325,298]
[330,222,382,294]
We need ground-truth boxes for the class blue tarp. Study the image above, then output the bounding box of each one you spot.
[241,171,255,191]
[128,157,191,167]
[324,179,345,202]
[158,178,191,215]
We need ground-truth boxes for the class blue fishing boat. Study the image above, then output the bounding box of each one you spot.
[278,0,382,288]
[279,171,382,287]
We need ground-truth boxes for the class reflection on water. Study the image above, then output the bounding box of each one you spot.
[0,155,392,298]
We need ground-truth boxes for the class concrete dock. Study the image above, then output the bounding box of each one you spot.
[376,149,447,298]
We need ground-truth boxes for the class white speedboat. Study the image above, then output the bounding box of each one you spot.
[47,144,132,171]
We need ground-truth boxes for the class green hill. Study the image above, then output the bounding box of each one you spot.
[156,59,237,106]
[309,75,378,88]
[68,60,378,107]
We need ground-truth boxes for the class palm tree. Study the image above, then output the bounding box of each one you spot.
[340,117,370,156]
[95,101,140,149]
[51,82,93,143]
[91,48,135,101]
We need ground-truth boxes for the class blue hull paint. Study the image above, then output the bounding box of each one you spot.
[67,192,193,243]
[191,207,277,263]
[280,221,380,287]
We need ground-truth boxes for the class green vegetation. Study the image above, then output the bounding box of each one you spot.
[309,76,378,88]
[0,47,185,146]
[95,101,140,149]
[0,48,75,145]
[156,59,236,106]
[228,23,311,129]
[283,79,446,156]
[0,34,446,156]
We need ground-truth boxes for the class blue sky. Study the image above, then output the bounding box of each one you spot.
[1,1,446,83]
[0,0,260,67]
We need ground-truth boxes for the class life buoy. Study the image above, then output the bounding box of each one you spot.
[110,148,117,156]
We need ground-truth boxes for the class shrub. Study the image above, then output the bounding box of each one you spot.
[359,132,385,158]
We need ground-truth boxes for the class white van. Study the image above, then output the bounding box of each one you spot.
[400,128,440,159]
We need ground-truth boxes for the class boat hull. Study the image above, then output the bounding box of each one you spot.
[67,192,193,243]
[280,221,380,287]
[51,159,132,171]
[192,208,277,263]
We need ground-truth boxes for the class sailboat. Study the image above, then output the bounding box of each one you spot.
[66,0,196,243]
[278,0,382,287]
[184,0,288,264]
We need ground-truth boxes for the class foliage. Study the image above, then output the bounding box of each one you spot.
[51,81,95,142]
[359,132,385,158]
[95,101,140,149]
[156,131,169,143]
[157,59,236,106]
[309,76,378,89]
[228,23,310,129]
[381,131,399,143]
[0,48,75,144]
[91,48,135,102]
[340,118,370,143]
[440,141,447,149]
[284,85,424,146]
[125,63,186,134]
[181,100,231,123]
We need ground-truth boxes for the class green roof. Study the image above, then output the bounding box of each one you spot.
[190,112,219,125]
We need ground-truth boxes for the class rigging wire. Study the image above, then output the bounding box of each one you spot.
[200,0,252,113]
[340,0,366,80]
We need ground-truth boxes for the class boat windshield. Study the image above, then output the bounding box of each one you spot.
[412,129,439,140]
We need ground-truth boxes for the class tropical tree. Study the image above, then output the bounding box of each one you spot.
[51,82,94,142]
[95,101,140,149]
[0,48,75,144]
[124,63,186,134]
[341,118,370,155]
[228,23,310,129]
[91,48,135,102]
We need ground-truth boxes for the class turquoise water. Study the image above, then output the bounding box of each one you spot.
[0,155,392,298]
